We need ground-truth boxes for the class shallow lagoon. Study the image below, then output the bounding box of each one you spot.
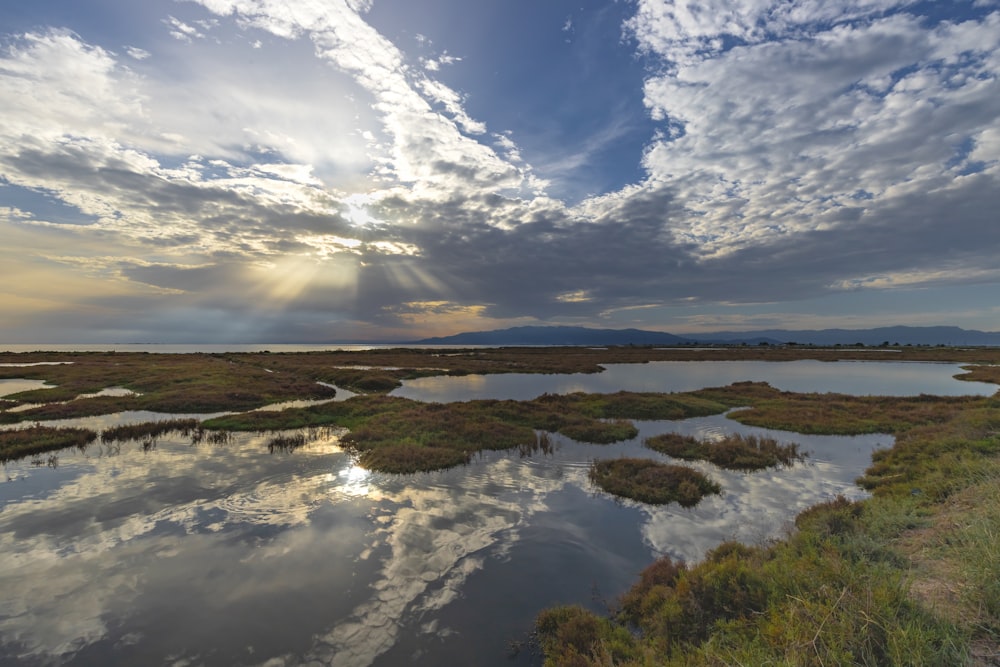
[0,360,976,666]
[393,359,996,402]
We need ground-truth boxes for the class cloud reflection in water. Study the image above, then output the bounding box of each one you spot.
[0,411,889,667]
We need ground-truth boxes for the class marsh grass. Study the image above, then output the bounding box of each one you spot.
[693,383,974,435]
[0,396,136,424]
[645,432,803,470]
[205,430,232,445]
[0,352,337,424]
[266,433,307,453]
[538,512,970,666]
[0,424,98,462]
[100,418,201,444]
[957,487,1000,630]
[906,462,1000,637]
[357,445,470,473]
[559,418,638,443]
[588,458,721,507]
[519,431,555,458]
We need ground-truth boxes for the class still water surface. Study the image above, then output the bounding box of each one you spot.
[393,359,995,401]
[0,361,984,666]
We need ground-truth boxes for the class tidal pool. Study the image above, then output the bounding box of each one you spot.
[0,378,55,397]
[392,359,996,402]
[1,406,887,666]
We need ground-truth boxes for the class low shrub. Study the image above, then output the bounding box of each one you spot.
[535,605,641,667]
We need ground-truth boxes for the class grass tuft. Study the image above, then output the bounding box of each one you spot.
[100,418,201,444]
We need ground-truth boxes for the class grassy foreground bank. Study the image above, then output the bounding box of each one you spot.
[537,384,1000,666]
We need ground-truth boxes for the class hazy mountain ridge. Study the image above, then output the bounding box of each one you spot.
[413,326,693,346]
[413,325,1000,346]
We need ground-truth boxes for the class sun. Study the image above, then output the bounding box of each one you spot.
[343,193,379,227]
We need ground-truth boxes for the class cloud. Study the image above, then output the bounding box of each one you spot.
[164,15,213,41]
[191,0,529,198]
[627,0,920,64]
[1,3,999,341]
[124,46,151,60]
[634,10,1000,254]
[420,50,461,72]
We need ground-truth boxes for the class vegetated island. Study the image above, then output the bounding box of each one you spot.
[588,457,721,506]
[2,345,1000,663]
[645,431,803,470]
[586,431,803,507]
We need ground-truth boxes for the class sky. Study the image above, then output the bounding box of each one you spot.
[1,0,999,343]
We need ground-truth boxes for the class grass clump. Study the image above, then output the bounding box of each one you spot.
[100,418,201,444]
[645,432,803,470]
[0,425,98,462]
[535,605,644,667]
[589,458,721,507]
[266,433,307,453]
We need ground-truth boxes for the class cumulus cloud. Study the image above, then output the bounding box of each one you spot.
[633,7,1000,257]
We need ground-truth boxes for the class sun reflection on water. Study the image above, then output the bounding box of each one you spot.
[335,464,375,498]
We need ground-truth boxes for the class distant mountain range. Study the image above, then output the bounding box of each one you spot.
[413,325,1000,347]
[414,326,692,346]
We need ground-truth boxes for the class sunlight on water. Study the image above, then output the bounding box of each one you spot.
[334,464,374,498]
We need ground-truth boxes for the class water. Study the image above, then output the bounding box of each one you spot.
[0,379,55,397]
[0,420,885,666]
[392,359,996,401]
[0,361,971,666]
